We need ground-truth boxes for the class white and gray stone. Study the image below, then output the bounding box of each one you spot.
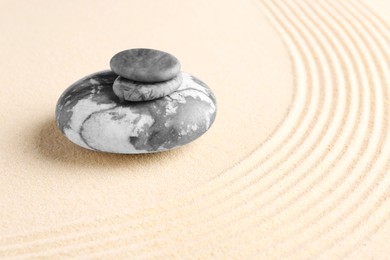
[55,70,217,154]
[110,48,181,83]
[113,73,182,102]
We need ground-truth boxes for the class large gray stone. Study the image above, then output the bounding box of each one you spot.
[110,48,181,83]
[112,73,182,102]
[55,70,217,154]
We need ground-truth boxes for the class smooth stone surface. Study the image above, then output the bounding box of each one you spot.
[113,73,182,102]
[56,70,217,154]
[110,48,181,83]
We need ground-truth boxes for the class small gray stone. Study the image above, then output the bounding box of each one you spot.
[110,48,181,83]
[56,70,217,154]
[113,73,182,102]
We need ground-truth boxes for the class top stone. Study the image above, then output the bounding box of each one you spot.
[110,48,181,83]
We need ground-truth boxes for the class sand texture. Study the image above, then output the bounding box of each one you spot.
[0,0,389,258]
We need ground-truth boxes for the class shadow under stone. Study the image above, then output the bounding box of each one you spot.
[33,117,184,168]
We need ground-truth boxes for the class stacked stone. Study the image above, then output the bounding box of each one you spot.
[110,48,182,102]
[55,48,217,154]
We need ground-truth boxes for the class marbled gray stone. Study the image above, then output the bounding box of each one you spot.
[110,48,181,83]
[113,73,182,102]
[56,70,217,154]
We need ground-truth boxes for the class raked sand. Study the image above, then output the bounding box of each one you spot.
[0,0,389,258]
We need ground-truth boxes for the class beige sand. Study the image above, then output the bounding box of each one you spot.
[0,0,389,258]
